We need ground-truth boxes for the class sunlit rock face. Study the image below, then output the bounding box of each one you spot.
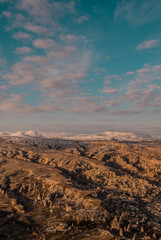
[0,137,161,239]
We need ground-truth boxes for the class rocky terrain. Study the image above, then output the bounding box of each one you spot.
[0,137,161,239]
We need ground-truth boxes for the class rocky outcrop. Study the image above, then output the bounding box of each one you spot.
[0,139,161,239]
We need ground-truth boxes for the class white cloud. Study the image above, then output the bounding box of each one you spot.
[17,0,75,24]
[64,97,106,114]
[15,47,33,54]
[104,80,111,85]
[104,100,118,108]
[60,34,85,42]
[23,55,49,66]
[76,16,89,24]
[0,94,40,114]
[136,40,159,50]
[25,23,54,36]
[136,68,150,74]
[41,71,87,92]
[46,46,76,60]
[18,0,51,19]
[2,63,39,85]
[125,84,161,108]
[12,13,27,29]
[128,64,161,89]
[126,71,134,75]
[13,31,32,40]
[101,87,121,94]
[37,96,107,115]
[152,65,161,72]
[33,38,57,49]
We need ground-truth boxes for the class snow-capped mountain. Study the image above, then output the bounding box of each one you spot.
[0,132,9,136]
[0,130,160,142]
[10,131,28,137]
[76,131,153,141]
[24,130,42,137]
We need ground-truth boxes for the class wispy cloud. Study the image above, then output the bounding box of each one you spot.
[76,15,89,24]
[104,75,122,84]
[23,55,49,66]
[0,0,9,2]
[126,71,134,75]
[25,23,54,36]
[13,31,32,40]
[2,11,11,18]
[60,34,85,42]
[17,0,75,23]
[114,0,161,25]
[152,65,161,71]
[136,40,159,50]
[101,87,121,94]
[109,109,142,115]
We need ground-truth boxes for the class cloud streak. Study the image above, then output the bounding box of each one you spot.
[115,0,161,25]
[13,31,32,40]
[101,87,121,94]
[136,40,159,50]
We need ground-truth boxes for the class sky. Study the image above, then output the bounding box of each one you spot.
[0,0,161,135]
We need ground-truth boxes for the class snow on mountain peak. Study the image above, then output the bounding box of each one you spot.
[25,130,42,137]
[0,130,160,141]
[10,131,27,137]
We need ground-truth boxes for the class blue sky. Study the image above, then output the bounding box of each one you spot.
[0,0,161,135]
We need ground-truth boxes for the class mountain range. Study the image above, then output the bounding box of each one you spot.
[0,130,160,142]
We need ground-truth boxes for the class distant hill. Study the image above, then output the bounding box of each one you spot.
[0,130,160,142]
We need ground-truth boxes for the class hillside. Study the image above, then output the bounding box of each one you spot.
[0,138,161,239]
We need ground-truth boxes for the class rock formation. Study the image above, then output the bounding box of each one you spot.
[0,138,161,239]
